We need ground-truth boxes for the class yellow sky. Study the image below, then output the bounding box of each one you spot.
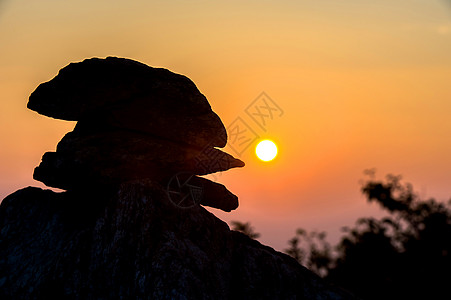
[1,0,450,250]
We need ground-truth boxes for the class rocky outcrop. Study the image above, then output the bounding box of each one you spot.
[0,57,357,299]
[0,183,355,299]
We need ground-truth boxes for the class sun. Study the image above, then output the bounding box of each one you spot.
[255,139,278,162]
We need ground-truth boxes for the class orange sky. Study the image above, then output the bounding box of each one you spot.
[1,0,450,250]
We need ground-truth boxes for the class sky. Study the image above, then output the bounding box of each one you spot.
[1,0,450,251]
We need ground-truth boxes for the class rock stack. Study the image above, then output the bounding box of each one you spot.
[0,57,356,299]
[28,57,244,212]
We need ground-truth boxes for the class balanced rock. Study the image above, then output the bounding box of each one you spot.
[0,57,357,299]
[28,57,244,212]
[28,56,227,148]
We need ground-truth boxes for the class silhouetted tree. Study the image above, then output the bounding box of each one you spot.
[230,221,260,239]
[285,229,332,277]
[285,229,305,263]
[286,173,451,300]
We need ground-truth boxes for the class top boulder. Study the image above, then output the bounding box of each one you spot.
[27,57,227,148]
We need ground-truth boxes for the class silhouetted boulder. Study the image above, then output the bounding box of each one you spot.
[28,57,244,212]
[0,183,356,299]
[28,57,227,148]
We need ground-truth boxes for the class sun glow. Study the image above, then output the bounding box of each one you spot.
[255,139,278,162]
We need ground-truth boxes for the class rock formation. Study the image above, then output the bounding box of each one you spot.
[28,57,243,211]
[0,57,357,299]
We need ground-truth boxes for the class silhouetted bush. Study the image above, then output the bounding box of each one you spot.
[286,173,451,300]
[231,221,261,239]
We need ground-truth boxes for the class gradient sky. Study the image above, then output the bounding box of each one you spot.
[1,0,450,250]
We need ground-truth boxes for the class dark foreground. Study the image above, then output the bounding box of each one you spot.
[0,182,356,299]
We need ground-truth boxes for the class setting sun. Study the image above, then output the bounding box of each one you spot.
[255,139,278,162]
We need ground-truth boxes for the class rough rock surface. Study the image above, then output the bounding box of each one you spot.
[0,183,356,299]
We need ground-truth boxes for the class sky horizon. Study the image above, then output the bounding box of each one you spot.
[1,0,450,251]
